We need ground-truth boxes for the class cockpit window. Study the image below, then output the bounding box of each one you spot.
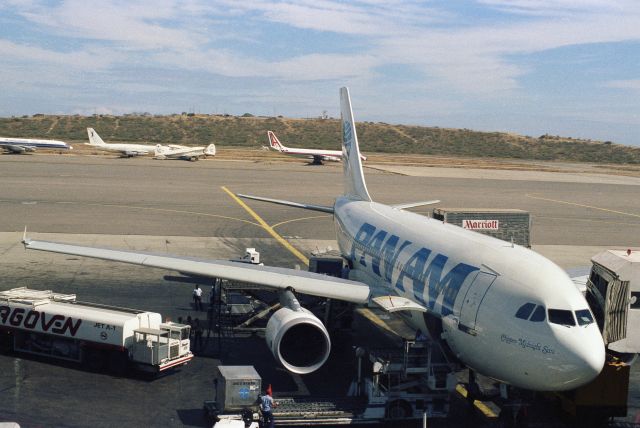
[548,309,576,326]
[575,309,594,326]
[515,303,535,320]
[530,305,546,322]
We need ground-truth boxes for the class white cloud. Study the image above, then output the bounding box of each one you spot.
[0,39,122,71]
[605,79,640,91]
[150,47,379,82]
[281,54,379,80]
[195,1,640,95]
[477,0,634,16]
[15,0,205,49]
[5,0,640,94]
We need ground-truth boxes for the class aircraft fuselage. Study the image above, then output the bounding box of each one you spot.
[334,197,605,391]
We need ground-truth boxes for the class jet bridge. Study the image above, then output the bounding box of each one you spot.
[586,249,640,355]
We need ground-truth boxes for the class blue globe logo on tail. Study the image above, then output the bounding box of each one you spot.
[343,121,353,156]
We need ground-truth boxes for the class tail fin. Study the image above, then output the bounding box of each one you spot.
[267,131,286,151]
[87,128,106,146]
[204,143,216,156]
[340,87,371,201]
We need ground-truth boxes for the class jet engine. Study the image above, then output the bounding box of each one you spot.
[265,290,331,374]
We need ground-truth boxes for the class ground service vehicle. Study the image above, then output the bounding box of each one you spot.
[0,287,193,374]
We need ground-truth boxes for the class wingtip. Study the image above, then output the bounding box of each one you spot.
[22,226,30,246]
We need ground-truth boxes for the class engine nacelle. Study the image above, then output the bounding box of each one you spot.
[265,291,331,375]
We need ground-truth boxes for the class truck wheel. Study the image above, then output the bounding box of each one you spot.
[108,350,129,376]
[241,408,254,423]
[0,331,13,353]
[386,400,411,419]
[83,348,106,372]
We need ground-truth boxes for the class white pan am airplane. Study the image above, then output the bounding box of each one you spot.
[24,88,604,391]
[0,137,72,154]
[268,130,367,165]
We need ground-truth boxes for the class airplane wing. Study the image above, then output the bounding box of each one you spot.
[392,200,440,210]
[120,150,148,157]
[22,238,370,304]
[2,144,32,153]
[320,155,341,162]
[237,194,334,214]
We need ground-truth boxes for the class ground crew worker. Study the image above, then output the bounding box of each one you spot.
[415,329,428,341]
[193,284,203,311]
[193,318,203,351]
[260,385,277,428]
[209,283,216,308]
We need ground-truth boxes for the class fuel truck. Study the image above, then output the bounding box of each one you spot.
[0,287,193,374]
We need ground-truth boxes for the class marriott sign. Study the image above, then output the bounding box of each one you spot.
[462,219,499,231]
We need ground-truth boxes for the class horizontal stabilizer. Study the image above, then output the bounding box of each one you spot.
[372,295,427,313]
[237,193,334,214]
[392,200,440,210]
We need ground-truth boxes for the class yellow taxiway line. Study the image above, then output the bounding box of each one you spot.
[50,200,261,226]
[455,384,498,418]
[221,186,310,265]
[357,308,404,339]
[271,215,331,229]
[527,194,640,219]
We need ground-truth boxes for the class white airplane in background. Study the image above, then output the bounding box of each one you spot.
[87,128,215,161]
[267,130,367,165]
[86,128,160,157]
[86,128,193,158]
[23,88,605,392]
[0,137,72,154]
[154,143,216,162]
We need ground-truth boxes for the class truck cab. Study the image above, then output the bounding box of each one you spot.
[131,322,192,372]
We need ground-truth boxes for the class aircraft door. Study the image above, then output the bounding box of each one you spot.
[459,270,497,331]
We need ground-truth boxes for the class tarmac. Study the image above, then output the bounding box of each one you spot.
[0,153,639,427]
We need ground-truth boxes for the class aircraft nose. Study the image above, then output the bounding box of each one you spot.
[560,326,606,389]
[579,331,606,379]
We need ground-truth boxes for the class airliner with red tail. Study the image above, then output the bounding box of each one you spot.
[267,130,366,165]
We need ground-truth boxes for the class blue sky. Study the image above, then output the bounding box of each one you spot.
[1,0,639,146]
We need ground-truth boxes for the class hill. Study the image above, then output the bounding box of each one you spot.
[1,114,638,164]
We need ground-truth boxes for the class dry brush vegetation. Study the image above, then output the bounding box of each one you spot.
[1,114,638,164]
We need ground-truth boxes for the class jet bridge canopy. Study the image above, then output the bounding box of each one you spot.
[587,250,640,353]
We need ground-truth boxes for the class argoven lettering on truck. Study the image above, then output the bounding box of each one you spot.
[0,306,82,336]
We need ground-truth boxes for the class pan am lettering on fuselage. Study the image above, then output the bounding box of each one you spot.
[348,221,478,316]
